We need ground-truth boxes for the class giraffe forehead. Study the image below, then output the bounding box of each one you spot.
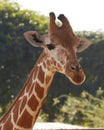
[49,46,66,58]
[50,45,76,58]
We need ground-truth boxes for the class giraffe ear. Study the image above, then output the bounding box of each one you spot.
[24,31,47,48]
[76,38,91,53]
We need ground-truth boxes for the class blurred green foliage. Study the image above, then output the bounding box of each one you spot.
[58,89,104,127]
[39,88,104,128]
[0,0,104,128]
[0,0,48,115]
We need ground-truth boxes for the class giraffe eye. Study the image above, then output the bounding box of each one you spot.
[46,44,55,50]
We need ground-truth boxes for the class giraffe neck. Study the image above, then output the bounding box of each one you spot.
[0,51,55,130]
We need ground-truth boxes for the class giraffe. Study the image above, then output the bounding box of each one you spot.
[0,12,90,130]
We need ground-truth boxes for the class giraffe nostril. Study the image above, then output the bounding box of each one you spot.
[77,66,82,71]
[70,66,76,71]
[70,65,82,71]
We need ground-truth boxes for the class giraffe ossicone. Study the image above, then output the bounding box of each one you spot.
[0,12,91,130]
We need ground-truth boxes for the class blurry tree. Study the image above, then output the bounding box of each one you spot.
[0,0,48,115]
[38,89,104,128]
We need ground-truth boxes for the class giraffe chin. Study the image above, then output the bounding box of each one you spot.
[67,73,86,86]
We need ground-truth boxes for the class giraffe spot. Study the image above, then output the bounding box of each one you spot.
[28,83,35,95]
[13,100,21,122]
[3,115,13,130]
[46,75,52,84]
[25,75,32,92]
[47,59,51,66]
[57,63,63,71]
[35,82,44,99]
[33,66,39,80]
[19,96,27,114]
[38,66,44,83]
[25,66,39,92]
[28,95,39,111]
[17,109,33,128]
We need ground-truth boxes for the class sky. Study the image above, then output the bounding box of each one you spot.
[12,0,104,31]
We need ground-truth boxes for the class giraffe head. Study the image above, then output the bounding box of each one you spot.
[24,12,90,85]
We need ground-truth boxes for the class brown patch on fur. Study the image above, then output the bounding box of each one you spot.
[35,82,44,99]
[13,100,21,122]
[28,94,39,111]
[17,109,33,128]
[19,96,27,114]
[46,75,52,84]
[38,66,44,83]
[3,115,13,130]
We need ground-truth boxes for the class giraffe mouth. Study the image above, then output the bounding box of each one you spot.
[66,71,86,85]
[70,75,86,85]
